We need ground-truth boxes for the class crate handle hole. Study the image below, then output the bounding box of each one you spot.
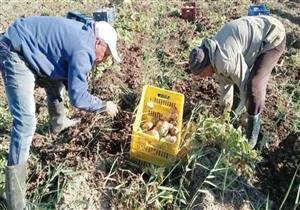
[157,93,170,100]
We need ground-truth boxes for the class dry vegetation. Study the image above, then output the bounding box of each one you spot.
[0,0,299,210]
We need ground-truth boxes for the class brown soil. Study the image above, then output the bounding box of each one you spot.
[255,132,300,209]
[171,75,220,117]
[0,0,299,209]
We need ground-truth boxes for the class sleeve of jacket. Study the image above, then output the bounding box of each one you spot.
[68,50,106,112]
[263,16,286,52]
[226,53,249,110]
[215,52,249,112]
[218,79,234,112]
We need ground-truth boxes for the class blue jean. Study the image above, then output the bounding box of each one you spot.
[0,42,36,166]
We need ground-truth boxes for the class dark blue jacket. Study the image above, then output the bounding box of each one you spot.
[5,16,104,112]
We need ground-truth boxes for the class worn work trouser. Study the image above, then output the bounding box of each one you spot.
[0,38,65,166]
[0,41,36,166]
[247,37,286,116]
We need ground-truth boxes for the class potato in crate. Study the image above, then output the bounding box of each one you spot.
[130,85,184,166]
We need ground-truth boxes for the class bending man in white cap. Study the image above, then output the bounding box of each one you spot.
[0,16,121,209]
[189,16,286,149]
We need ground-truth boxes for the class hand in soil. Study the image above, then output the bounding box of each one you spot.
[105,101,119,118]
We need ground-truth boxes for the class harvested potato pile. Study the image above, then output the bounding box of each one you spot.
[140,107,179,144]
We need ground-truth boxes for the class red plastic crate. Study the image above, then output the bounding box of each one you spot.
[181,2,196,21]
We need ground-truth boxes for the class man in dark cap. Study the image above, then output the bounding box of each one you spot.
[189,15,286,149]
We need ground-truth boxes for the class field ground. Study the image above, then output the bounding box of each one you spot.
[0,0,299,210]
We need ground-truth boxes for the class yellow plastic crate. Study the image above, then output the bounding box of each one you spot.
[130,85,185,167]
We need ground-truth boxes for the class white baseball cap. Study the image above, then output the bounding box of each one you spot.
[94,21,121,64]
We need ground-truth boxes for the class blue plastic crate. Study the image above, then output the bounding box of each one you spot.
[66,4,117,26]
[93,6,116,25]
[66,11,92,25]
[248,4,270,16]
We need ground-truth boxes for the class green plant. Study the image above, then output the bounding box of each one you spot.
[0,0,299,209]
[28,162,75,208]
[197,112,261,179]
[279,164,300,210]
[0,99,11,131]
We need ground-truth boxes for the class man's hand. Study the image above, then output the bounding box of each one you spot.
[105,101,119,117]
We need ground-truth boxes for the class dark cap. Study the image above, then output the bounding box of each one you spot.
[189,45,209,74]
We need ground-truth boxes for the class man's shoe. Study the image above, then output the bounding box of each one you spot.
[47,100,81,134]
